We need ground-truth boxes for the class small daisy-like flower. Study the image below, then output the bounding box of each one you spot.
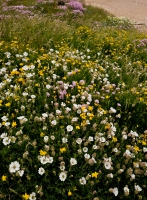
[38,167,45,175]
[2,137,11,146]
[70,158,77,166]
[9,161,20,173]
[59,171,67,181]
[104,161,111,170]
[76,138,82,144]
[17,170,24,177]
[62,137,68,143]
[29,192,36,200]
[124,185,129,196]
[113,187,118,196]
[66,125,73,132]
[44,136,49,143]
[135,185,142,193]
[79,177,86,185]
[47,156,53,163]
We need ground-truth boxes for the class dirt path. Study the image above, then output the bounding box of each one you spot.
[84,0,147,31]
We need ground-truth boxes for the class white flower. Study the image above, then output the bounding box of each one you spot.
[44,136,49,143]
[59,171,67,181]
[107,173,113,178]
[51,120,57,126]
[71,117,78,122]
[70,158,77,166]
[4,122,10,127]
[17,170,24,177]
[59,165,65,171]
[29,192,36,200]
[62,137,68,143]
[79,177,86,185]
[47,156,53,163]
[39,156,48,165]
[50,135,55,140]
[46,84,51,89]
[0,132,7,138]
[104,161,111,170]
[122,135,127,140]
[124,185,129,196]
[2,137,11,146]
[130,174,135,179]
[38,167,45,175]
[23,52,28,57]
[113,187,118,196]
[99,137,106,143]
[22,92,28,96]
[9,161,20,173]
[143,147,147,152]
[76,138,82,144]
[42,113,48,118]
[1,116,8,121]
[83,147,88,152]
[135,185,142,192]
[56,110,62,115]
[92,145,97,149]
[31,95,36,99]
[109,107,116,113]
[88,136,93,141]
[11,136,16,143]
[66,125,73,132]
[84,153,90,159]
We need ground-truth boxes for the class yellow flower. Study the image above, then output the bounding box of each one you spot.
[76,126,80,130]
[12,121,17,127]
[68,190,72,196]
[0,100,3,106]
[60,147,66,153]
[88,106,93,111]
[22,193,30,200]
[91,172,99,178]
[134,146,140,152]
[142,141,147,145]
[19,63,24,66]
[105,123,110,130]
[1,175,6,181]
[112,137,117,142]
[39,150,47,156]
[40,132,45,137]
[105,95,110,99]
[5,102,11,107]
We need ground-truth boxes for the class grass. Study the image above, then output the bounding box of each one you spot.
[0,0,147,199]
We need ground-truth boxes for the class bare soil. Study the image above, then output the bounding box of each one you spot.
[84,0,147,32]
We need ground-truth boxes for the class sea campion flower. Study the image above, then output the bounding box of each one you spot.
[79,177,86,185]
[29,192,36,200]
[70,158,77,165]
[66,125,73,132]
[9,161,20,173]
[59,171,67,181]
[38,167,45,175]
[124,185,130,196]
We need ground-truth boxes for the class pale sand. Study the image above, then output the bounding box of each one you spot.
[84,0,147,29]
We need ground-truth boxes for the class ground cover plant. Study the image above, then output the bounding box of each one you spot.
[0,0,147,199]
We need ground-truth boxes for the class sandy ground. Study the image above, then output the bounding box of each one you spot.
[84,0,147,30]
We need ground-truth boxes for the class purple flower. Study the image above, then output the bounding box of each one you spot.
[67,0,85,11]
